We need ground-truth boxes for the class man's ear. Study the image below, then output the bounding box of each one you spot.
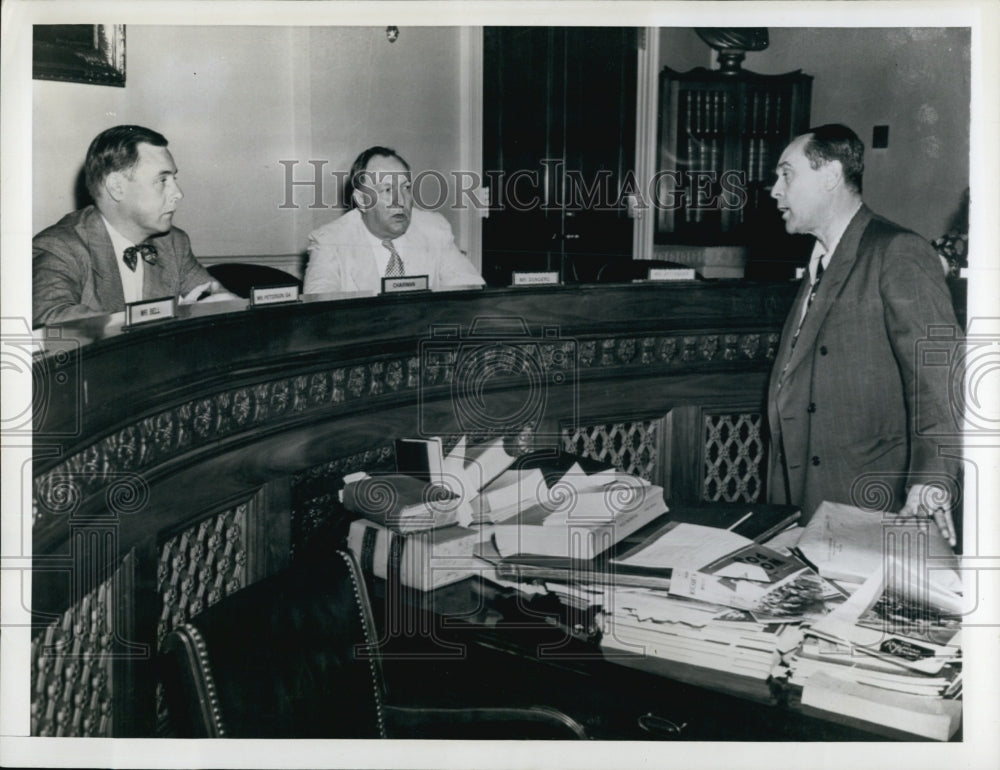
[822,160,844,192]
[103,171,126,202]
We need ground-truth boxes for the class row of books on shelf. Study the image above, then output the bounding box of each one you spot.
[680,88,789,137]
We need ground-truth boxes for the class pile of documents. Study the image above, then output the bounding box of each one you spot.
[599,587,801,685]
[788,569,964,740]
[343,437,650,591]
[343,439,966,740]
[596,535,840,695]
[508,497,965,740]
[490,469,668,560]
[781,502,964,740]
[342,435,521,590]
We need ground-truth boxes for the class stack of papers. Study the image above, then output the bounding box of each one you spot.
[787,568,963,740]
[599,587,795,682]
[598,536,842,679]
[798,569,962,676]
[794,501,961,593]
[612,522,753,572]
[491,468,668,560]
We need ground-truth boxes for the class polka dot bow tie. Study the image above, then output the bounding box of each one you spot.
[123,242,158,272]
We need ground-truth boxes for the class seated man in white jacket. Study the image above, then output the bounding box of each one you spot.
[303,146,484,294]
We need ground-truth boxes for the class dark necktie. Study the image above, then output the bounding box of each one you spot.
[381,239,405,277]
[123,242,158,272]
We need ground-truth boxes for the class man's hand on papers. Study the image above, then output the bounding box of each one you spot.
[896,483,956,548]
[178,281,240,304]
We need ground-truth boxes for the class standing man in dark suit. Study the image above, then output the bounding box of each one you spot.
[33,125,235,327]
[767,124,962,546]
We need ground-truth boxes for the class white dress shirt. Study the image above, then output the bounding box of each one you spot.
[102,216,145,304]
[799,201,863,322]
[303,208,485,294]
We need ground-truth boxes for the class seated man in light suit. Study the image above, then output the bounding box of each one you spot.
[303,146,485,294]
[33,124,235,327]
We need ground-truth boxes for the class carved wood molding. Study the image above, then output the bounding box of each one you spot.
[562,419,662,483]
[289,445,394,558]
[31,550,137,736]
[702,411,767,502]
[33,330,779,532]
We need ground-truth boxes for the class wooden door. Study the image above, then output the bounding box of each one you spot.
[483,28,638,286]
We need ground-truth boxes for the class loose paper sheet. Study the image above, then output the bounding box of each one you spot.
[614,523,755,570]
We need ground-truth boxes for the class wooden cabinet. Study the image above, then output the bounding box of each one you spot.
[483,27,638,285]
[655,66,813,277]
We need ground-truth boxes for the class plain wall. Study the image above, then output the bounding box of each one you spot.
[305,26,464,237]
[658,27,971,241]
[32,26,467,258]
[33,26,970,257]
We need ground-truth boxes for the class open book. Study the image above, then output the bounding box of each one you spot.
[394,435,520,502]
[471,466,548,524]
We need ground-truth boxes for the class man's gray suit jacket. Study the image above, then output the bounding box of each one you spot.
[767,205,963,522]
[33,204,212,327]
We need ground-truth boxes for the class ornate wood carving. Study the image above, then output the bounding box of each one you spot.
[702,412,766,502]
[562,420,661,482]
[33,329,779,532]
[156,504,250,647]
[289,446,394,557]
[31,552,136,736]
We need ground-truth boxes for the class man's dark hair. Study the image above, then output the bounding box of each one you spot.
[803,123,865,195]
[84,125,169,201]
[345,146,410,209]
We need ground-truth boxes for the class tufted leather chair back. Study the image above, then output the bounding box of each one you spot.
[160,551,386,738]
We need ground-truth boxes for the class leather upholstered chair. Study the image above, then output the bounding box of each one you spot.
[159,550,588,739]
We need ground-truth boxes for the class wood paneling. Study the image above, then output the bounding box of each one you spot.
[30,282,799,734]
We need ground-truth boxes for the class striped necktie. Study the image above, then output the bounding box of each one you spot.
[381,239,405,277]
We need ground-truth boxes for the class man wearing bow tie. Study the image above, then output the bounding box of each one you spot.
[767,124,963,547]
[32,124,234,327]
[303,146,484,295]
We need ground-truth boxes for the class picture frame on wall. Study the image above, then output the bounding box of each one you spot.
[33,25,125,87]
